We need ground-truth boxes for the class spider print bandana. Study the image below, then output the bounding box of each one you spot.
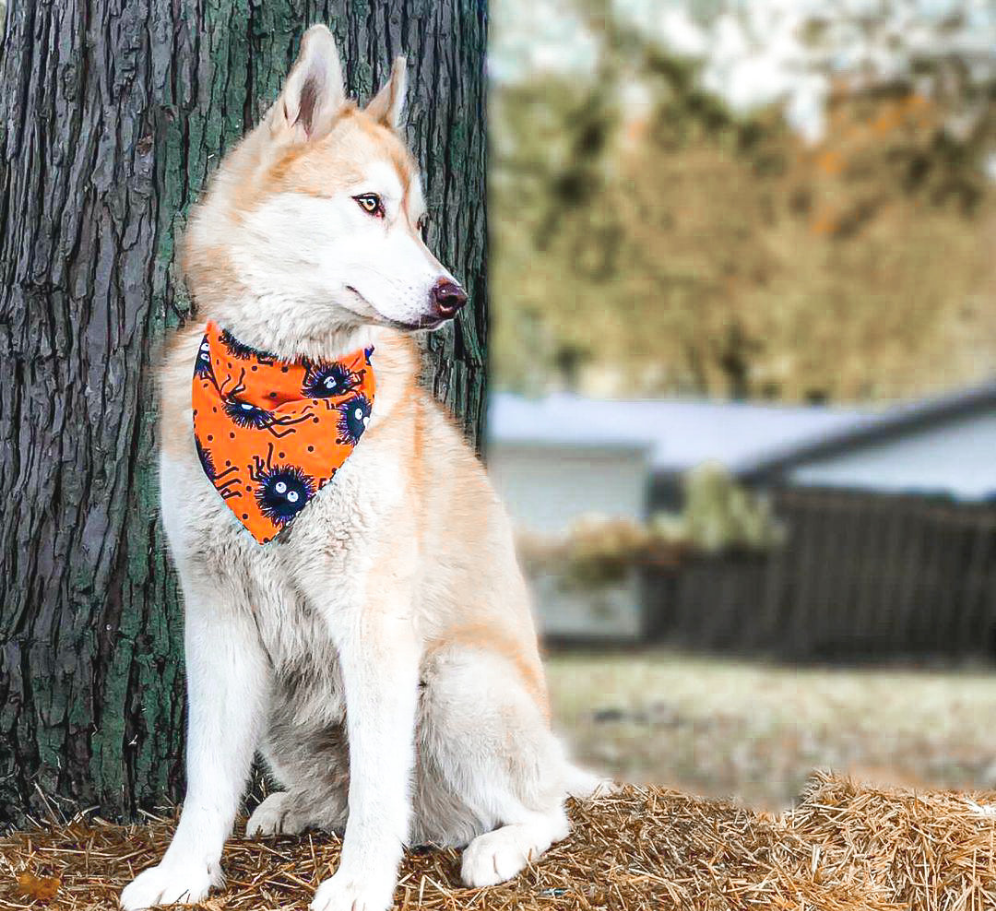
[192,321,375,544]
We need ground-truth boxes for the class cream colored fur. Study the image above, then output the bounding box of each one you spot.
[120,24,599,911]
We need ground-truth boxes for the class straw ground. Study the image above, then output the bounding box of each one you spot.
[2,772,995,909]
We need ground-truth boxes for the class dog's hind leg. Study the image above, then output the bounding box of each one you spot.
[460,807,570,888]
[253,716,351,837]
[413,643,574,888]
[247,792,312,837]
[245,777,349,837]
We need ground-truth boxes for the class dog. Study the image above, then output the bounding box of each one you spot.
[120,24,598,911]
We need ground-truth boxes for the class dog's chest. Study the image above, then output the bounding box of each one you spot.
[162,435,398,658]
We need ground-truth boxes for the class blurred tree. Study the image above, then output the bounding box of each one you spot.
[0,0,487,823]
[491,0,996,402]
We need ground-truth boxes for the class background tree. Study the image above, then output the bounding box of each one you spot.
[490,0,996,402]
[0,0,487,824]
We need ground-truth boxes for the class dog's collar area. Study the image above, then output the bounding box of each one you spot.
[191,321,376,544]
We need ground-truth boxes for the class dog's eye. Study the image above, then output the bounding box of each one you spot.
[354,194,384,217]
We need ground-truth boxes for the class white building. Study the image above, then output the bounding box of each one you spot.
[486,395,653,534]
[487,392,872,532]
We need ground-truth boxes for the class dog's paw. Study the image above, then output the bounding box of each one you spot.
[461,827,535,888]
[310,871,394,911]
[119,859,221,910]
[247,791,308,837]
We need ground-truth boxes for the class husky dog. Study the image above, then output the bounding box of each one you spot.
[120,24,598,911]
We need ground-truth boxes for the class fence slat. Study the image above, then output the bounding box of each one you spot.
[644,487,996,659]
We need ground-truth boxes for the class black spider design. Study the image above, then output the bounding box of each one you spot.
[223,398,312,436]
[249,442,315,528]
[220,328,277,365]
[194,337,216,383]
[195,438,241,500]
[220,370,312,437]
[302,360,360,399]
[337,394,372,446]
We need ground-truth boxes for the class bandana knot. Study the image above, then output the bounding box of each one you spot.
[192,321,375,543]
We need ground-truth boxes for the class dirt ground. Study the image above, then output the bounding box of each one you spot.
[546,648,996,810]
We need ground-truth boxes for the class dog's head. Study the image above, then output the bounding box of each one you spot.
[184,25,466,352]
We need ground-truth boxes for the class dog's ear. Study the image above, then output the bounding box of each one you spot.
[271,25,346,142]
[365,57,407,131]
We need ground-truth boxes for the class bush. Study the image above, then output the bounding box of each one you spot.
[517,464,783,588]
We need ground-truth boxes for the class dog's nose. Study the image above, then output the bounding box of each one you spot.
[431,280,468,320]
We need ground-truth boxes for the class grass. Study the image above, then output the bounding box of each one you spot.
[547,649,996,809]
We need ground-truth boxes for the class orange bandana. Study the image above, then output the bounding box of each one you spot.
[192,321,375,544]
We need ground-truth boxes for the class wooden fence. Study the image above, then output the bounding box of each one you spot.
[642,488,996,659]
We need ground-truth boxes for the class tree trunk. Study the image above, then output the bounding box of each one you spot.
[0,0,487,824]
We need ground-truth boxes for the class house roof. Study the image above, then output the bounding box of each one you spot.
[488,392,874,474]
[491,380,996,480]
[487,393,655,456]
[739,379,996,484]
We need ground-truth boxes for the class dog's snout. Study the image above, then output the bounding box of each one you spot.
[430,280,468,320]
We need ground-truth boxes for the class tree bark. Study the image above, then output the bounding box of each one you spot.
[0,0,487,824]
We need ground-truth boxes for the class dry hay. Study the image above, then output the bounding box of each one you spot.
[1,772,995,910]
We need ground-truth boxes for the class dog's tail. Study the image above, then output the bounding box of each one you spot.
[564,763,618,801]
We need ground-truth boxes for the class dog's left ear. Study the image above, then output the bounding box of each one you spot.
[365,57,407,131]
[272,24,346,142]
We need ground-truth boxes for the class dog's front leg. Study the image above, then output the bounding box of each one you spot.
[121,584,268,910]
[312,603,420,911]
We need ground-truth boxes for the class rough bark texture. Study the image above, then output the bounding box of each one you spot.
[0,0,487,824]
